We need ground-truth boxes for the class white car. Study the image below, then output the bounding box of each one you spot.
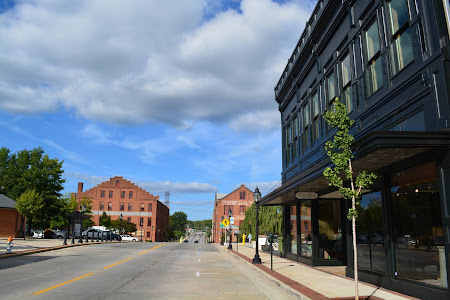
[120,235,140,242]
[33,230,44,238]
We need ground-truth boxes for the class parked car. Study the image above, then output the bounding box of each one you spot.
[32,230,44,239]
[183,239,189,243]
[120,235,139,242]
[103,231,121,241]
[82,228,103,239]
[53,230,65,239]
[194,240,199,243]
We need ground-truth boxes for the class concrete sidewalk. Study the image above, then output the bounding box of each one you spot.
[219,243,418,300]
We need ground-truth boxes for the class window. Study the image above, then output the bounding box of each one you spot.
[293,115,299,159]
[140,203,145,211]
[101,190,105,198]
[148,203,152,211]
[121,191,125,198]
[100,202,104,210]
[116,180,120,187]
[311,91,320,142]
[109,191,113,198]
[286,123,292,165]
[140,217,144,226]
[239,191,246,200]
[147,218,152,226]
[300,201,312,257]
[365,19,383,96]
[108,202,112,211]
[120,202,124,211]
[327,72,337,111]
[129,191,133,198]
[341,53,353,113]
[128,202,132,211]
[147,231,151,238]
[127,217,131,222]
[240,206,245,215]
[388,0,413,75]
[288,205,297,254]
[302,102,310,151]
[224,205,231,214]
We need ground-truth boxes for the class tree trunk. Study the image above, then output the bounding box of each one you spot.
[349,159,359,300]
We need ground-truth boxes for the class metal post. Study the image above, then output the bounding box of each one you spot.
[63,230,67,245]
[101,231,104,242]
[78,209,84,243]
[96,231,99,242]
[252,187,262,264]
[270,236,273,270]
[86,232,89,243]
[71,219,75,245]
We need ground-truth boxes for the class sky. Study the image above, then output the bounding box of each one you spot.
[0,0,315,220]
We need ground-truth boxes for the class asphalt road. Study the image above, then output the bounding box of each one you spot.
[0,239,295,299]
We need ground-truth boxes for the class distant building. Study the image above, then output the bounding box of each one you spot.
[0,194,26,238]
[261,0,450,299]
[76,176,169,242]
[212,185,254,244]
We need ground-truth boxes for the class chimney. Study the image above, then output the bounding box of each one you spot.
[78,182,84,193]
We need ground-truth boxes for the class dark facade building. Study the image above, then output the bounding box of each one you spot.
[260,0,450,299]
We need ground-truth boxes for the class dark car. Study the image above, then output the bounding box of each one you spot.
[183,239,189,243]
[194,240,199,243]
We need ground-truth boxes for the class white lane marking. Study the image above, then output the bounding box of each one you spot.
[196,272,221,277]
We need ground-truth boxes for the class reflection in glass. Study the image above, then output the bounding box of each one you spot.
[327,72,336,102]
[357,191,385,273]
[391,162,446,288]
[391,27,413,73]
[289,205,298,254]
[389,0,409,33]
[319,200,343,260]
[300,201,312,257]
[366,20,380,60]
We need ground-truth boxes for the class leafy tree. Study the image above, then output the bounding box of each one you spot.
[240,203,282,238]
[50,193,78,229]
[16,189,44,235]
[0,147,65,228]
[323,101,376,300]
[99,212,111,228]
[110,219,137,234]
[170,211,188,232]
[79,197,94,228]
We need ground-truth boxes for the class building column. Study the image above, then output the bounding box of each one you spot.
[438,152,450,289]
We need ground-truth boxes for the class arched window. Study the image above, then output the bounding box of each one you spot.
[109,191,113,198]
[116,180,120,187]
[128,202,132,211]
[108,202,112,210]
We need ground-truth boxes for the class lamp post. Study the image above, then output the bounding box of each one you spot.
[79,204,86,244]
[227,208,233,250]
[220,216,224,245]
[252,187,262,264]
[151,225,154,242]
[119,213,123,241]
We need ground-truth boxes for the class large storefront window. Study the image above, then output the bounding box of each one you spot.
[319,200,343,260]
[357,191,385,273]
[300,201,312,257]
[289,205,298,254]
[391,162,446,288]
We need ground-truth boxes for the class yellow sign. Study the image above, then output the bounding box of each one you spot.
[221,219,230,227]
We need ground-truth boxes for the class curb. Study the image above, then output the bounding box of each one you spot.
[0,241,122,259]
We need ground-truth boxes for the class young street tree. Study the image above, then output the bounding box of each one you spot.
[323,101,376,300]
[16,189,44,235]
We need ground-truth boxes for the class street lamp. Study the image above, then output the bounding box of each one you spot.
[151,225,154,242]
[220,216,224,245]
[79,204,86,244]
[227,208,233,250]
[252,187,262,264]
[119,213,123,241]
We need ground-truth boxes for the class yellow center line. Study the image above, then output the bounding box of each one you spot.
[150,243,167,250]
[104,257,133,269]
[34,272,94,295]
[139,250,150,255]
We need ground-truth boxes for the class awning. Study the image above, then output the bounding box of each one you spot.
[260,131,450,206]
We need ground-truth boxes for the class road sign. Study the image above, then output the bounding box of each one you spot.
[230,217,234,225]
[221,219,229,227]
[220,223,225,228]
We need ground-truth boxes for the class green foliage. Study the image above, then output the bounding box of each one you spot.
[79,197,94,228]
[323,101,377,220]
[239,203,282,237]
[170,211,188,232]
[110,219,137,234]
[16,189,44,234]
[99,212,111,228]
[187,219,211,231]
[0,147,65,228]
[50,193,78,229]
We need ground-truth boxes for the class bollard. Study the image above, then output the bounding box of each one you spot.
[270,234,274,271]
[101,232,104,242]
[71,231,75,244]
[63,231,67,245]
[91,233,94,243]
[6,237,13,254]
[86,233,89,243]
[96,233,99,242]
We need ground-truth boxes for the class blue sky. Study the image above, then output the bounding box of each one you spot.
[0,0,314,220]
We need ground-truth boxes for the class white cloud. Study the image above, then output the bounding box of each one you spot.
[0,0,311,131]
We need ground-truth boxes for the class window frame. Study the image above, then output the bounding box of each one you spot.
[311,90,321,143]
[340,51,354,114]
[129,191,133,199]
[101,190,105,198]
[100,202,104,211]
[108,202,112,211]
[364,16,384,97]
[148,203,152,211]
[109,191,113,198]
[140,203,145,212]
[301,101,311,151]
[128,202,132,211]
[120,202,124,211]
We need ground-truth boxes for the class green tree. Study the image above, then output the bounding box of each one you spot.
[16,189,44,235]
[79,197,94,228]
[99,212,111,228]
[50,193,78,229]
[0,147,65,228]
[240,203,282,238]
[111,219,137,234]
[323,101,377,300]
[170,211,188,232]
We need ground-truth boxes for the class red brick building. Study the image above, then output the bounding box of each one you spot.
[0,194,26,238]
[76,176,169,242]
[212,185,254,243]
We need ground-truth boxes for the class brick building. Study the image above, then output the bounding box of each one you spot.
[212,185,254,244]
[76,176,169,242]
[0,194,25,238]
